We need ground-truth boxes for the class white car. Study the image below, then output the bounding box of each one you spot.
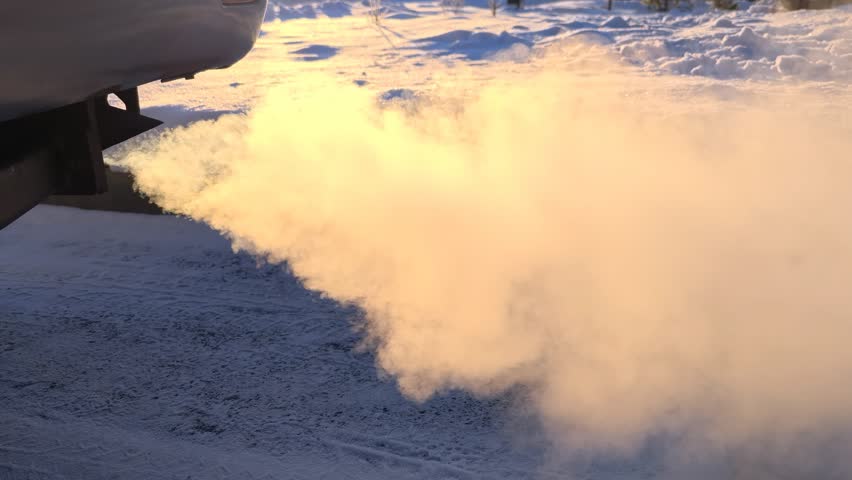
[0,0,267,229]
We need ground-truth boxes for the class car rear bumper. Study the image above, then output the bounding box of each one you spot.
[0,0,267,123]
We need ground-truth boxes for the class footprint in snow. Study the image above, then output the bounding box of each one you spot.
[386,12,419,20]
[601,16,630,29]
[291,45,339,61]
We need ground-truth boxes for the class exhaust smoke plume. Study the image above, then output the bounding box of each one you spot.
[122,58,852,476]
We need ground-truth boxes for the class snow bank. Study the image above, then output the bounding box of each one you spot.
[616,12,852,80]
[265,0,353,21]
[259,0,851,81]
[415,30,533,60]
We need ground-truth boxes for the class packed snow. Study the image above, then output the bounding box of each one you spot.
[0,208,551,480]
[2,1,852,479]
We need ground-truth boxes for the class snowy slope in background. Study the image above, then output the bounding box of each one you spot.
[129,0,851,126]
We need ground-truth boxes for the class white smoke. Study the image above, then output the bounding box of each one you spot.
[121,58,852,477]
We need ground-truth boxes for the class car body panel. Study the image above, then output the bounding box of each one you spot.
[0,0,267,123]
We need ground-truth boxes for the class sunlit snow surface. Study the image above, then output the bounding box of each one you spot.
[2,1,852,479]
[132,0,852,124]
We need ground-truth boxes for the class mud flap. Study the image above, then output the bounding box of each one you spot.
[0,89,163,230]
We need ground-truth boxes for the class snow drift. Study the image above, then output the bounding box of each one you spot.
[121,53,852,476]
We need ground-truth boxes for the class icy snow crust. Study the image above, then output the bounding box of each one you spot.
[2,2,851,479]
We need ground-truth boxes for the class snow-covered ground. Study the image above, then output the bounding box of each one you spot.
[0,207,550,480]
[3,2,852,479]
